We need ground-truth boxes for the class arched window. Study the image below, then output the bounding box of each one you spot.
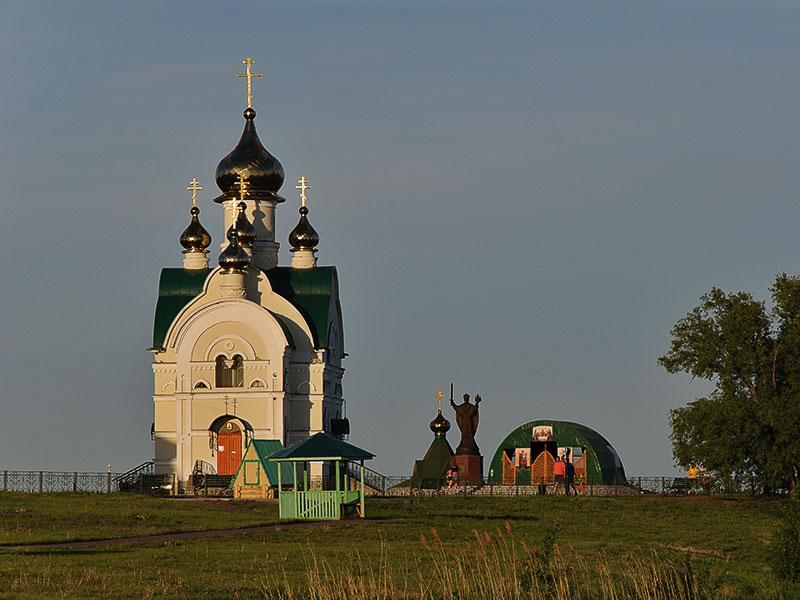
[232,355,244,388]
[215,354,244,388]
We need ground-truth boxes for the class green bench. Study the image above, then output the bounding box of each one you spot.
[193,474,233,497]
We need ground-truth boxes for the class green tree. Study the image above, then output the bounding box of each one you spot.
[659,275,800,490]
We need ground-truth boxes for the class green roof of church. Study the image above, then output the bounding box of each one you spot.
[269,433,374,461]
[150,266,338,351]
[266,267,338,349]
[413,436,454,482]
[151,268,212,350]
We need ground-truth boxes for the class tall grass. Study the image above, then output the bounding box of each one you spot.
[261,522,702,600]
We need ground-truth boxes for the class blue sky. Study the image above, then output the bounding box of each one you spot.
[1,1,799,476]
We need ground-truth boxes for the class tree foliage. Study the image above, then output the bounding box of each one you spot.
[660,274,800,490]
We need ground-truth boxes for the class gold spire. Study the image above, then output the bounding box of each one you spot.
[296,176,311,207]
[435,389,445,414]
[235,57,262,109]
[187,178,202,208]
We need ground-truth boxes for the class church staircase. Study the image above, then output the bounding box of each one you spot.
[345,463,391,494]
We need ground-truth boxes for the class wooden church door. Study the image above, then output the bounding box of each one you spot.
[217,422,242,475]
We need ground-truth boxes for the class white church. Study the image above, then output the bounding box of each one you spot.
[149,59,347,487]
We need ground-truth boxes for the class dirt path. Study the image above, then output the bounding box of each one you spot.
[3,519,381,551]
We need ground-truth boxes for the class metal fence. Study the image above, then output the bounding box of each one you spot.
[1,470,120,493]
[369,474,779,497]
[0,470,779,497]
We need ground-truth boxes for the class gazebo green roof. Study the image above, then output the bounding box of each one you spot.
[269,433,374,462]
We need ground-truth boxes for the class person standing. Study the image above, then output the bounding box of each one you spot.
[565,459,575,496]
[450,463,460,494]
[688,464,698,495]
[553,456,566,495]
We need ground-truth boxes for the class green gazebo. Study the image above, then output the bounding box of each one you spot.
[269,433,375,520]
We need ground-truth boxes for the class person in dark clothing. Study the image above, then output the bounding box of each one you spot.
[565,459,575,496]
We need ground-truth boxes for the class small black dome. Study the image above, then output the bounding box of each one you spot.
[234,202,256,248]
[213,108,286,204]
[430,412,451,437]
[289,206,320,250]
[180,206,212,252]
[218,231,250,272]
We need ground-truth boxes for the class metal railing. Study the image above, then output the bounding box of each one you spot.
[1,469,778,498]
[113,461,154,488]
[369,474,780,497]
[1,470,120,493]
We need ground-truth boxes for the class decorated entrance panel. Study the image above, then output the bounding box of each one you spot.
[489,420,627,485]
[217,421,242,475]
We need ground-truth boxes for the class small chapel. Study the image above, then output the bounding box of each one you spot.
[148,59,347,487]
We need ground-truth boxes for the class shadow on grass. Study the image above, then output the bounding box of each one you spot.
[410,513,540,521]
[1,547,132,556]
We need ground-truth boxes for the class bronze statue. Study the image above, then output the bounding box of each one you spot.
[450,393,481,455]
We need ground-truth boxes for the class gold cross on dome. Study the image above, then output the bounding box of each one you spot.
[187,178,202,208]
[236,173,249,201]
[296,176,311,207]
[435,389,445,413]
[235,57,262,108]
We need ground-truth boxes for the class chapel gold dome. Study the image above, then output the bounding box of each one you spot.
[213,108,285,204]
[179,206,212,252]
[289,206,320,250]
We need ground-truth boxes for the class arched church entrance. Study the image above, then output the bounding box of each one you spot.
[208,415,255,476]
[217,421,242,475]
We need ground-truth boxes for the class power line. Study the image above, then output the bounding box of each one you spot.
[0,354,150,397]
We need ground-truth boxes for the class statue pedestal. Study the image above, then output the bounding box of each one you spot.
[451,454,483,486]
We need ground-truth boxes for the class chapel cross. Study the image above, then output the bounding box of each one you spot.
[236,173,249,201]
[235,57,262,108]
[296,176,311,207]
[435,389,445,413]
[187,178,202,208]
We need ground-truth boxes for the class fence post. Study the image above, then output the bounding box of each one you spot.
[73,472,77,492]
[3,470,6,491]
[107,472,111,494]
[39,471,43,493]
[661,476,665,495]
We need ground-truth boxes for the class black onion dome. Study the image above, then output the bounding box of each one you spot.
[218,232,250,272]
[430,412,451,436]
[180,206,212,252]
[213,108,286,204]
[234,201,256,248]
[289,206,320,250]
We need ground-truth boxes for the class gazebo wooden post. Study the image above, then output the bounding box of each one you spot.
[277,462,283,517]
[360,459,365,518]
[293,462,299,516]
[335,460,341,499]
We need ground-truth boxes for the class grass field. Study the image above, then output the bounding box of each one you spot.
[0,492,795,599]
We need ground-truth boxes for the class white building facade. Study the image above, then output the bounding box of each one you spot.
[149,72,347,486]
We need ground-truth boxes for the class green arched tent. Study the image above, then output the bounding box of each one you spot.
[488,420,626,485]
